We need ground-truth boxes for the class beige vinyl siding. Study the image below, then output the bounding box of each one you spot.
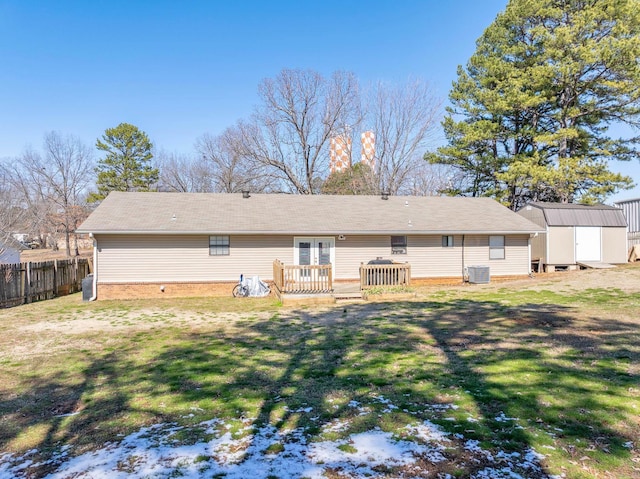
[334,234,530,279]
[96,234,291,283]
[334,235,463,279]
[530,232,547,263]
[517,207,547,263]
[406,235,466,277]
[97,233,532,284]
[602,227,628,264]
[462,234,530,276]
[548,227,575,264]
[333,235,389,279]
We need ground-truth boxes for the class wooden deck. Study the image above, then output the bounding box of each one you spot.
[273,260,332,295]
[272,259,412,303]
[360,262,411,289]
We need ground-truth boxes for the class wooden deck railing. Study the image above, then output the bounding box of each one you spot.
[273,259,333,295]
[360,262,411,289]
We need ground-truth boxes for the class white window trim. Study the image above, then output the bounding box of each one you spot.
[442,235,454,248]
[209,235,230,256]
[489,235,505,260]
[391,235,407,255]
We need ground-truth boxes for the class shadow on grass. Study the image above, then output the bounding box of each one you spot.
[0,294,638,477]
[408,298,639,473]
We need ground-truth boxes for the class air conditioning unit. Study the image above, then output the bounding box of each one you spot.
[468,265,490,284]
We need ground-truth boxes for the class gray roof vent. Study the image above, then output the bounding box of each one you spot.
[242,190,251,199]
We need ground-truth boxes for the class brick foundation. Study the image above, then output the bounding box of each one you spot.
[412,275,531,286]
[97,275,531,300]
[97,282,239,300]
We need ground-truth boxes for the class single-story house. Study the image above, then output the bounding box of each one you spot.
[76,192,544,299]
[0,236,26,264]
[517,202,628,271]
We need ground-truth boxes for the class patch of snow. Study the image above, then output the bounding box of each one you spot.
[320,419,350,434]
[54,412,80,418]
[405,420,450,444]
[286,406,313,413]
[495,412,519,423]
[0,410,553,479]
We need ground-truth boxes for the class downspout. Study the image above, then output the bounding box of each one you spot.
[461,234,466,283]
[89,233,98,301]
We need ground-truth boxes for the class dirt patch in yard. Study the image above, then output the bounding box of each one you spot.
[6,263,640,357]
[418,262,640,293]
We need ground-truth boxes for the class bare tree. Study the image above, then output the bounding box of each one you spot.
[16,132,94,256]
[196,72,440,196]
[0,163,27,258]
[2,157,51,248]
[239,69,361,194]
[401,162,455,197]
[156,150,215,193]
[364,79,441,195]
[196,127,277,193]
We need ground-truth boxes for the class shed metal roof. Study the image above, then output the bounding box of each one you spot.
[78,192,543,235]
[525,202,627,227]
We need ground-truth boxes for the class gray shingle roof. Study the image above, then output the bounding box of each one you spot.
[526,202,627,227]
[0,236,27,251]
[77,192,543,235]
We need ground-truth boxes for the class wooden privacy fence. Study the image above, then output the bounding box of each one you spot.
[273,259,333,295]
[0,258,90,309]
[360,262,411,289]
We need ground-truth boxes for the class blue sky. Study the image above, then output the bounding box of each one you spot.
[1,0,637,202]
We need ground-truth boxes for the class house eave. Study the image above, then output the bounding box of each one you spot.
[77,229,543,236]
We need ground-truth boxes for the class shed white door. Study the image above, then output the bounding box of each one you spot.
[575,227,601,262]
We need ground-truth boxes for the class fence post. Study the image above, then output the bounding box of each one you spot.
[53,259,58,296]
[24,262,31,304]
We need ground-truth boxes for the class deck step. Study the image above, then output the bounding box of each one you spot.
[333,292,364,302]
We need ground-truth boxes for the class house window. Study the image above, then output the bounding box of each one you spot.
[391,235,407,254]
[442,235,454,247]
[209,235,230,256]
[489,235,505,260]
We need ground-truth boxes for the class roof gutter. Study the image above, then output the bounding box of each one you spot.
[78,229,545,236]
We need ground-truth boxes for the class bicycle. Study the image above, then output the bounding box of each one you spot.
[232,274,249,297]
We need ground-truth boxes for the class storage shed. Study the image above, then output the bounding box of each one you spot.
[517,202,628,271]
[0,237,26,264]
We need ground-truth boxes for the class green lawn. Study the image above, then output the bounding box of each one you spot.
[0,266,638,478]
